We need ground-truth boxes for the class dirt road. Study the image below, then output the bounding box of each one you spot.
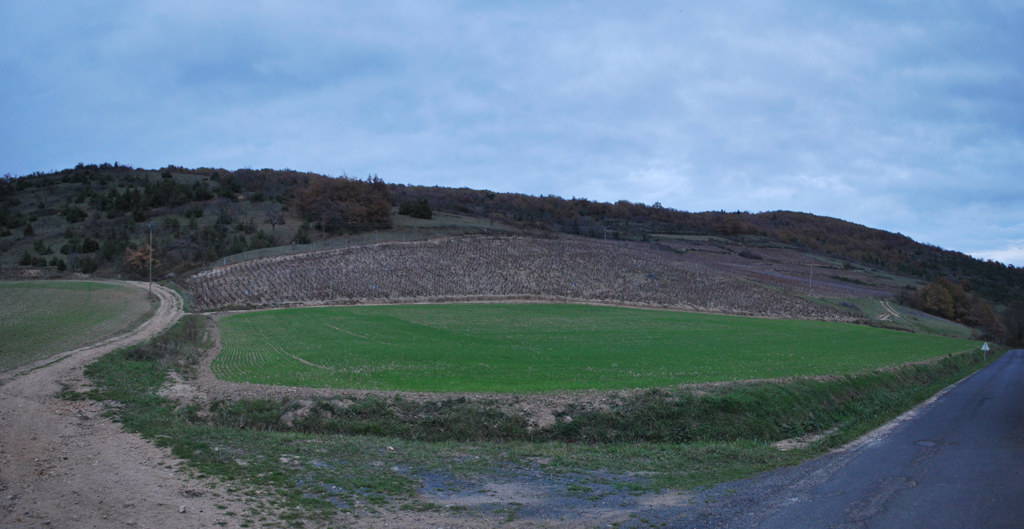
[0,281,249,528]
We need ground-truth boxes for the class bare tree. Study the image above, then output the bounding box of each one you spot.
[264,208,286,232]
[214,198,235,225]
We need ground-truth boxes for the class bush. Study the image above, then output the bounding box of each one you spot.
[81,237,100,253]
[399,198,432,220]
[123,315,207,373]
[292,222,312,244]
[64,206,88,223]
[79,255,98,273]
[33,240,52,255]
[184,204,204,219]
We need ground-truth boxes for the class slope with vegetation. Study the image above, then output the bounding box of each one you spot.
[2,163,1021,341]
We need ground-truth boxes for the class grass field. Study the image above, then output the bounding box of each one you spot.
[214,304,979,392]
[828,297,975,339]
[0,280,155,371]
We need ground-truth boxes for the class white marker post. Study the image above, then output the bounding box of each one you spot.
[982,342,990,361]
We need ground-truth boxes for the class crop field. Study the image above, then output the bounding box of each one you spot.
[0,280,155,371]
[213,303,978,392]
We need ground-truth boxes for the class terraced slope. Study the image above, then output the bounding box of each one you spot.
[186,236,847,320]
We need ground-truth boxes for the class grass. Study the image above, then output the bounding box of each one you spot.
[77,314,1004,525]
[214,304,979,392]
[829,297,975,339]
[0,280,156,371]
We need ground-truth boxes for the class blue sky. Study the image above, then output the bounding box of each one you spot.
[2,1,1023,264]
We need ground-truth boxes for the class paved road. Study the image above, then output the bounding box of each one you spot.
[738,349,1024,528]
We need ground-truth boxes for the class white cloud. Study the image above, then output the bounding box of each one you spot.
[0,1,1022,264]
[972,244,1024,268]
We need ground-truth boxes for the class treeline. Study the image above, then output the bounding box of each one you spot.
[2,165,399,278]
[902,277,1005,339]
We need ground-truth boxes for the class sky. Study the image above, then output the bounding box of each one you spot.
[2,1,1023,264]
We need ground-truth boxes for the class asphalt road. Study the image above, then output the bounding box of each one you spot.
[730,349,1024,529]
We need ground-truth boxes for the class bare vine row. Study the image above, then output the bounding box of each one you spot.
[185,235,849,320]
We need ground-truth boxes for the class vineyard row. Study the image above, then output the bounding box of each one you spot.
[185,236,849,320]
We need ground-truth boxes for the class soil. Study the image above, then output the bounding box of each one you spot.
[0,281,253,529]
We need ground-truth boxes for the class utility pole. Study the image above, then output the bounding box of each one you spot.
[148,222,153,294]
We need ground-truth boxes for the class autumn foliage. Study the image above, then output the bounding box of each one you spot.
[290,175,393,232]
[122,244,160,277]
[908,277,1005,338]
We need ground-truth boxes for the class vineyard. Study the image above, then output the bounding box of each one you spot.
[651,237,903,299]
[185,235,850,319]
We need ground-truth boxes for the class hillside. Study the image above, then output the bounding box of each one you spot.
[1,163,1020,339]
[391,186,1024,306]
[185,235,846,320]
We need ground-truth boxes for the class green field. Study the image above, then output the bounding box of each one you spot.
[214,304,979,392]
[0,280,156,371]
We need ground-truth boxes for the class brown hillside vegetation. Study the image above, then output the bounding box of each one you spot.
[185,235,848,320]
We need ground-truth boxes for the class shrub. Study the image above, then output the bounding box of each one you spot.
[79,255,98,273]
[292,222,312,244]
[399,198,432,220]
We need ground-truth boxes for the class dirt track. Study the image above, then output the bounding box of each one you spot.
[0,281,251,528]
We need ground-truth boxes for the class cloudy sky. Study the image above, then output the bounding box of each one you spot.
[2,1,1022,264]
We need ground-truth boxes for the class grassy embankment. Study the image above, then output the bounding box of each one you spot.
[826,297,976,338]
[0,280,155,371]
[72,305,1001,525]
[214,304,978,392]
